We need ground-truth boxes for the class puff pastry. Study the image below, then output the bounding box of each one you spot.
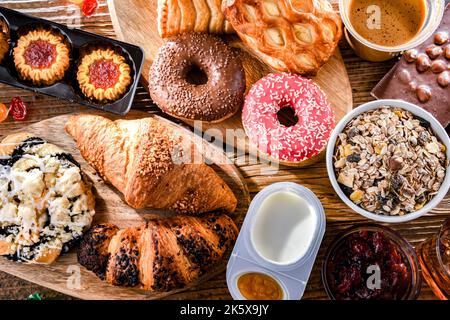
[65,114,238,214]
[77,48,132,102]
[13,29,70,85]
[78,214,238,291]
[158,0,235,37]
[222,0,343,75]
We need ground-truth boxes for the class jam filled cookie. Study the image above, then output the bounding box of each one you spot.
[13,28,70,86]
[0,18,9,64]
[0,133,96,264]
[77,48,132,102]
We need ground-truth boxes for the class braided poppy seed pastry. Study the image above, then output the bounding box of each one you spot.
[13,29,70,86]
[222,0,343,75]
[0,133,95,264]
[77,48,132,102]
[78,214,238,291]
[157,0,235,38]
[149,33,246,123]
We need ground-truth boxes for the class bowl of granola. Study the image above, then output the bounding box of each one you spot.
[326,99,450,223]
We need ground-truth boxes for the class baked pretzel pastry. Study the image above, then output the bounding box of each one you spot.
[222,0,343,75]
[158,0,235,38]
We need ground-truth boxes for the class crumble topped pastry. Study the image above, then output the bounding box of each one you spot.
[77,48,131,102]
[333,107,448,216]
[0,134,95,263]
[13,29,70,86]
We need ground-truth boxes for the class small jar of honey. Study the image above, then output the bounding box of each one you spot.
[237,273,284,300]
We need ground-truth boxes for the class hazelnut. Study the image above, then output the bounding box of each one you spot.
[416,85,432,103]
[389,156,404,171]
[426,46,443,60]
[445,45,450,60]
[416,54,431,72]
[404,49,419,62]
[431,60,447,73]
[398,69,411,84]
[434,32,449,45]
[437,71,450,88]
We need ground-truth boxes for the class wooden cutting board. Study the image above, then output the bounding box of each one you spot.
[107,0,353,162]
[0,111,250,300]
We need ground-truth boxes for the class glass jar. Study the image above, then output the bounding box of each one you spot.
[322,224,422,300]
[416,218,450,300]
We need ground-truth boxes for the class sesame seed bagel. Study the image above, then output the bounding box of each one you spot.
[242,73,335,167]
[149,32,246,123]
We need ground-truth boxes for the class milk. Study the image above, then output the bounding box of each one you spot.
[226,182,326,300]
[251,191,317,265]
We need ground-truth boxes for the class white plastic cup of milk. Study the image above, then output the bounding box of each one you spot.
[226,182,326,300]
[245,182,325,271]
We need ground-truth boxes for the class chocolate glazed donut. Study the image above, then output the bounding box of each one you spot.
[149,33,246,123]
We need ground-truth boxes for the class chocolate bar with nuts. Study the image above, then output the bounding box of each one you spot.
[372,3,450,128]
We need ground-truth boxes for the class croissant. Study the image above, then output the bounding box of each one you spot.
[157,0,235,37]
[65,114,237,214]
[78,214,238,291]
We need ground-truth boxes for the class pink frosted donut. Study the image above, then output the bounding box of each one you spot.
[242,73,335,165]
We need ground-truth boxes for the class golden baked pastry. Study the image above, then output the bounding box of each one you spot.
[78,214,238,291]
[158,0,235,38]
[13,29,70,85]
[65,114,238,214]
[222,0,343,75]
[0,134,95,264]
[77,48,132,102]
[0,19,9,64]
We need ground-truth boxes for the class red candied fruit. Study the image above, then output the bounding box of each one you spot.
[24,40,57,69]
[82,0,98,18]
[326,231,410,300]
[89,59,120,89]
[10,97,27,121]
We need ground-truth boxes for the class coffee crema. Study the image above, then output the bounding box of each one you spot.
[349,0,427,47]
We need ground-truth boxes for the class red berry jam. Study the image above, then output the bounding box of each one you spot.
[89,59,120,89]
[24,40,57,69]
[324,228,417,300]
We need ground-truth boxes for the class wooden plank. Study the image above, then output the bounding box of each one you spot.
[0,111,250,300]
[0,0,446,300]
[107,0,353,166]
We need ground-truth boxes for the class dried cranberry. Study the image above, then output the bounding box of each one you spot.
[371,232,385,254]
[9,97,27,121]
[82,0,98,17]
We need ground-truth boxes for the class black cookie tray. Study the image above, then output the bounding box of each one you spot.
[0,6,145,115]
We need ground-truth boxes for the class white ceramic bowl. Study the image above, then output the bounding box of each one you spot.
[326,99,450,223]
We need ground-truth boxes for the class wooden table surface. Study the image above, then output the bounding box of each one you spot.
[0,0,448,300]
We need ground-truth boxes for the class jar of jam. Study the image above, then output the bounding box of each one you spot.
[322,224,421,300]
